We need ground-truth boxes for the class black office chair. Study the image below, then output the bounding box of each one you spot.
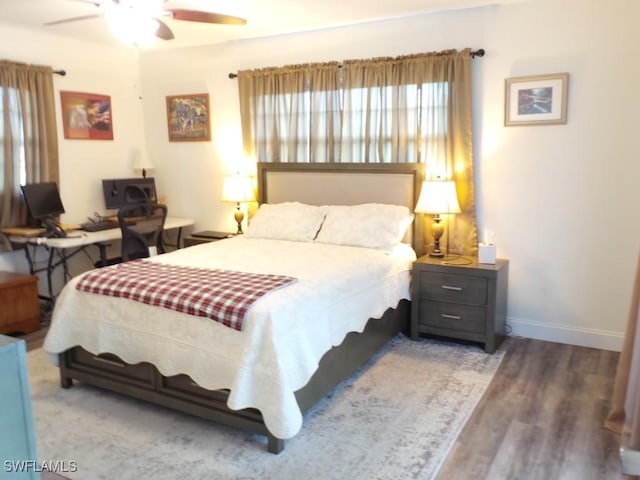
[117,202,168,262]
[92,202,167,268]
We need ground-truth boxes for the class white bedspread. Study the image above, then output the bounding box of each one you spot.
[44,237,415,439]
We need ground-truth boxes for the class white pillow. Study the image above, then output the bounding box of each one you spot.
[315,203,414,251]
[245,202,327,242]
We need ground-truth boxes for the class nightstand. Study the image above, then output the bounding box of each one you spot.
[410,256,509,353]
[183,231,235,247]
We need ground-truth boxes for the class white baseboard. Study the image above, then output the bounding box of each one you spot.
[507,317,624,352]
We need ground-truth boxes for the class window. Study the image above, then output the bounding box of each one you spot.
[251,81,449,164]
[240,58,456,166]
[0,87,28,186]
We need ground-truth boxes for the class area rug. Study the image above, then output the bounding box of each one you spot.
[27,335,503,480]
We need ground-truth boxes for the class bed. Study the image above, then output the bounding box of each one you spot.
[43,162,425,453]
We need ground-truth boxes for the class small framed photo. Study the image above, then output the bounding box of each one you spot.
[505,73,569,126]
[60,91,113,140]
[166,93,211,142]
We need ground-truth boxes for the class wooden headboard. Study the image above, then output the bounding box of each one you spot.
[256,162,425,255]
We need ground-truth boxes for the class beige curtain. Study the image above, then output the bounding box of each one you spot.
[238,62,342,163]
[341,50,476,255]
[237,49,477,255]
[606,251,640,478]
[0,60,59,229]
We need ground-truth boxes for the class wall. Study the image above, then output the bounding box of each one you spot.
[0,24,146,281]
[139,0,640,351]
[474,0,640,350]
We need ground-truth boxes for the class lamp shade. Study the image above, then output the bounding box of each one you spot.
[131,148,154,179]
[131,148,154,173]
[414,180,461,215]
[221,174,255,203]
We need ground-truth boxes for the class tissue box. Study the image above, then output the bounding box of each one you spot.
[478,243,496,264]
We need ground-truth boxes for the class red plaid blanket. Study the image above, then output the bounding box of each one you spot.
[75,260,297,331]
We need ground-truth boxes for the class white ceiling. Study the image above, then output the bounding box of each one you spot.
[0,0,525,50]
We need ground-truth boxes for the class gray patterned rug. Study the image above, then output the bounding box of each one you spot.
[27,335,503,480]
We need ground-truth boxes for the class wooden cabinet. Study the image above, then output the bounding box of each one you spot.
[410,256,509,353]
[0,272,40,335]
[0,335,39,479]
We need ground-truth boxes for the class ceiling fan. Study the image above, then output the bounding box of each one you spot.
[44,0,247,42]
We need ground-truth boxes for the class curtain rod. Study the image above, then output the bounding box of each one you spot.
[227,48,485,79]
[54,69,66,76]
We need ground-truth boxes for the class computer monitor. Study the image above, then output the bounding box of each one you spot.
[21,182,67,236]
[21,182,66,219]
[102,177,157,210]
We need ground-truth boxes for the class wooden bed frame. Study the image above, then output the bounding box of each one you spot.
[56,163,424,453]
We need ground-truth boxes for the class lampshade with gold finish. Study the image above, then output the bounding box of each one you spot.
[414,180,461,258]
[221,174,255,234]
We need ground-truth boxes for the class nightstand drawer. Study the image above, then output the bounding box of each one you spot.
[418,300,486,333]
[418,271,488,305]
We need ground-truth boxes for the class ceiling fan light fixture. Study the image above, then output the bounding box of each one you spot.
[103,0,163,46]
[44,0,245,43]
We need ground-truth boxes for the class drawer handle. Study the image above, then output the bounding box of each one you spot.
[441,313,462,320]
[442,285,462,291]
[93,356,125,368]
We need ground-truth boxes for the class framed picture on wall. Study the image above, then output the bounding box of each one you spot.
[60,91,113,140]
[166,93,211,142]
[505,73,569,126]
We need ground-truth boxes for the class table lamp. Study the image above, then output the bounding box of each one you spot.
[221,174,255,234]
[414,179,461,258]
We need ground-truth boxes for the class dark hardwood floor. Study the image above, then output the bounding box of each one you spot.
[16,328,625,479]
[438,336,624,480]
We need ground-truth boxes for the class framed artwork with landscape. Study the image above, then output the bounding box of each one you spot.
[166,93,211,142]
[60,91,113,140]
[505,73,569,126]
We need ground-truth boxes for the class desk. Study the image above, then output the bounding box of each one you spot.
[2,216,194,303]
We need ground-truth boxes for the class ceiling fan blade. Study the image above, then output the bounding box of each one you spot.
[44,14,103,26]
[165,9,247,25]
[155,19,175,40]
